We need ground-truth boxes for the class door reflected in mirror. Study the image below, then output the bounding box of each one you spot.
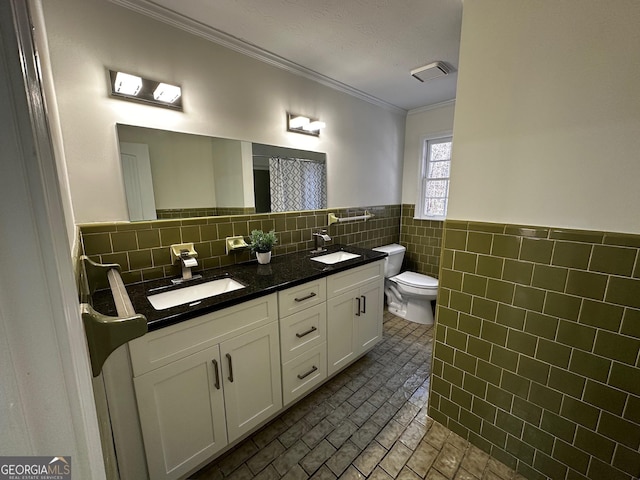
[117,124,327,221]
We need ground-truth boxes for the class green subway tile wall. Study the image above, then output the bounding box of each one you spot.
[79,205,400,285]
[430,220,640,480]
[156,207,255,219]
[400,204,443,278]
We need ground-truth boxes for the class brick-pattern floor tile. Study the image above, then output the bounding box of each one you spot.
[432,443,466,479]
[310,465,337,480]
[253,465,280,480]
[406,440,440,477]
[353,441,387,477]
[337,465,364,480]
[191,315,521,480]
[303,419,335,448]
[280,420,312,449]
[460,446,490,478]
[272,441,310,476]
[379,440,413,477]
[326,420,358,449]
[326,441,361,477]
[399,419,428,450]
[300,440,337,475]
[350,418,383,449]
[375,419,405,450]
[368,466,394,480]
[247,440,287,475]
[454,468,480,480]
[281,464,309,480]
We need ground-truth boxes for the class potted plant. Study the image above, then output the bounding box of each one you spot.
[248,229,278,264]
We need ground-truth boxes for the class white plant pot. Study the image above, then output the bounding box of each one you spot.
[256,251,272,264]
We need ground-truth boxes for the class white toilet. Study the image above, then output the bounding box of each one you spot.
[373,244,438,325]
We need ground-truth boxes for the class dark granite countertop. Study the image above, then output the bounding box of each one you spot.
[91,244,387,331]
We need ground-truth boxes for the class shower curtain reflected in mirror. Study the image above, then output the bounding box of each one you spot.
[269,157,327,212]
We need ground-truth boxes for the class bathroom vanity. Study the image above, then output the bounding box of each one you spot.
[92,244,386,480]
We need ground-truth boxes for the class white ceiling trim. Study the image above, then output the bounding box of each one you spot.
[108,0,407,115]
[408,99,456,116]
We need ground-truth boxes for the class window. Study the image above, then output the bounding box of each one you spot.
[416,136,453,220]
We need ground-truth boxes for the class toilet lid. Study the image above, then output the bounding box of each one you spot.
[393,271,438,288]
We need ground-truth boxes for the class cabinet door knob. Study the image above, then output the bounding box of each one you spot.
[226,353,234,382]
[212,359,221,390]
[297,365,318,380]
[361,295,366,314]
[296,326,318,338]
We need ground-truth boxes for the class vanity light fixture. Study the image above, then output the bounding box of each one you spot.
[288,115,310,129]
[108,70,183,110]
[154,83,182,103]
[303,120,326,132]
[113,71,142,95]
[287,113,325,136]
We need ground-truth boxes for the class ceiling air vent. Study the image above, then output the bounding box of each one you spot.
[410,61,452,82]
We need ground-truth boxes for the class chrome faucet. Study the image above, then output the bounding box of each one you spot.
[171,248,202,284]
[312,229,331,253]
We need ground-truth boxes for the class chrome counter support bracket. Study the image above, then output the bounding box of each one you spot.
[81,304,147,377]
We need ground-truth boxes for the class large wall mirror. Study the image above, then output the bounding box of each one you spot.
[117,124,327,221]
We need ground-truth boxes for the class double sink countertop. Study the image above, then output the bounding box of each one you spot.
[91,244,387,331]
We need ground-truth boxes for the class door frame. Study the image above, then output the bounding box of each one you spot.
[0,1,105,478]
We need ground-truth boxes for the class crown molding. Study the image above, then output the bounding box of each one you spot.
[408,98,456,116]
[108,0,407,115]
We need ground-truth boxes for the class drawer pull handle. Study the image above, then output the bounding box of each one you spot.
[226,353,234,382]
[294,292,317,302]
[355,297,361,316]
[296,326,318,338]
[361,295,366,314]
[297,365,318,380]
[212,359,220,390]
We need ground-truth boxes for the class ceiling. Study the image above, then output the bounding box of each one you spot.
[113,0,463,112]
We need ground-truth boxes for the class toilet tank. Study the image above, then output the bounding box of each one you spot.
[372,244,406,278]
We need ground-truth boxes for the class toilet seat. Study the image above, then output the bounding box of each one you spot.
[389,271,438,297]
[392,271,438,288]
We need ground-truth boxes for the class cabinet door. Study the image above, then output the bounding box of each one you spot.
[220,322,282,442]
[356,280,383,354]
[134,345,227,480]
[327,291,358,376]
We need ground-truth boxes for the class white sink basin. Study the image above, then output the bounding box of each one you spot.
[148,277,245,310]
[311,251,361,265]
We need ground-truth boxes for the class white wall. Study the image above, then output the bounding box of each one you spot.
[39,0,405,224]
[401,101,456,206]
[118,125,218,209]
[449,0,640,234]
[211,137,245,208]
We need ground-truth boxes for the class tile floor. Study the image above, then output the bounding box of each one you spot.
[191,312,525,480]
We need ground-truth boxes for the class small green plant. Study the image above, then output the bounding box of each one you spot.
[248,229,278,253]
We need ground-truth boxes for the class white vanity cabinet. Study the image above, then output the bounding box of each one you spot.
[129,294,281,480]
[326,261,384,376]
[123,258,384,480]
[278,279,328,406]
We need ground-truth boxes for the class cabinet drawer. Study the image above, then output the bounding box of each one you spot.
[280,303,326,363]
[327,261,383,298]
[129,294,277,377]
[282,343,327,406]
[278,279,326,317]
